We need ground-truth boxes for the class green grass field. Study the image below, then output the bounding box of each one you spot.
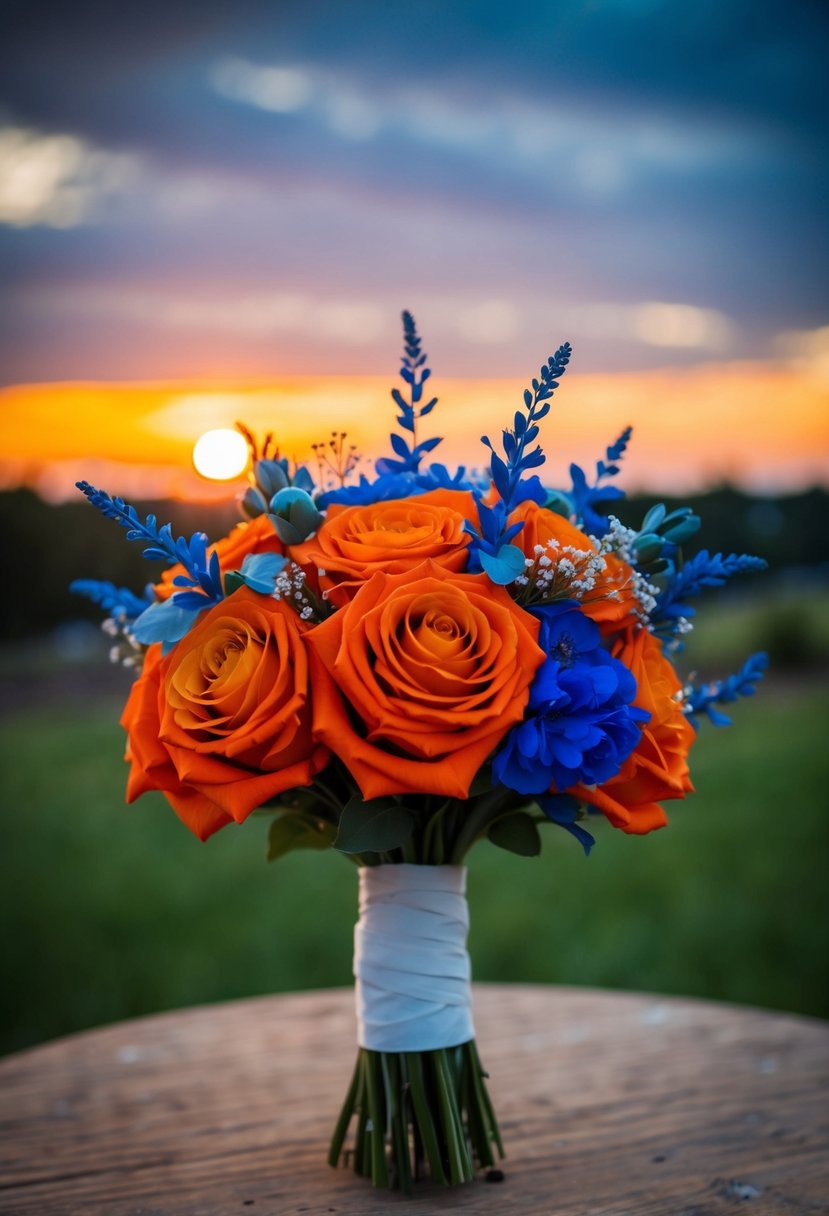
[2,671,827,1057]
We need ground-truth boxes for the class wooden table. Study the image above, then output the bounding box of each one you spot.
[1,985,827,1214]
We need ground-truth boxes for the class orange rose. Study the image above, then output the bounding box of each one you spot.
[155,515,283,601]
[290,488,476,607]
[121,588,328,841]
[572,627,694,833]
[511,501,638,633]
[305,560,545,800]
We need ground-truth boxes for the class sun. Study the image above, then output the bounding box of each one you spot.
[192,429,249,481]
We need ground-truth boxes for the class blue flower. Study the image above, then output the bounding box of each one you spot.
[316,472,426,509]
[414,463,477,492]
[492,603,648,796]
[567,462,626,536]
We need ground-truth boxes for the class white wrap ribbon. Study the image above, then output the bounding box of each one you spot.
[354,863,475,1052]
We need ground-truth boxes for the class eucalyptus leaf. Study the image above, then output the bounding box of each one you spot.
[255,458,289,497]
[544,489,573,518]
[241,486,268,519]
[268,514,303,546]
[487,812,541,857]
[236,551,287,594]
[479,543,525,586]
[131,597,201,645]
[267,814,337,862]
[632,532,664,564]
[641,503,666,533]
[334,796,414,855]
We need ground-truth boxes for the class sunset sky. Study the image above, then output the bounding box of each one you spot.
[1,1,827,499]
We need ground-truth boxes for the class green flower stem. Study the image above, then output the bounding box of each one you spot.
[469,1039,504,1157]
[327,1051,360,1167]
[363,1051,389,1188]
[449,789,512,863]
[385,1053,412,1192]
[329,1041,502,1191]
[352,1058,369,1175]
[435,1049,473,1183]
[422,799,453,863]
[405,1051,447,1186]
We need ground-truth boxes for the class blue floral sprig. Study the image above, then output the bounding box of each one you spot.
[466,343,572,585]
[375,311,442,476]
[317,460,481,509]
[70,579,154,622]
[567,426,631,535]
[75,482,223,603]
[487,342,571,512]
[317,471,428,509]
[653,549,767,634]
[686,652,769,726]
[75,481,224,647]
[536,794,596,855]
[415,463,478,493]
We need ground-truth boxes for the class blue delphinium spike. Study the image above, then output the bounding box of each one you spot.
[653,550,767,636]
[686,652,768,727]
[75,481,224,611]
[567,424,634,535]
[70,579,154,622]
[466,342,571,583]
[375,311,443,477]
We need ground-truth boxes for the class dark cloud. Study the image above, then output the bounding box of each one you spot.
[1,0,827,381]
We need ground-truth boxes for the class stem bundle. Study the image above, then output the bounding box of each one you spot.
[328,1040,503,1191]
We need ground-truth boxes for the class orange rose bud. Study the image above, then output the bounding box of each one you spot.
[155,515,283,601]
[572,627,695,834]
[120,588,328,841]
[291,488,476,607]
[305,560,546,800]
[511,501,638,633]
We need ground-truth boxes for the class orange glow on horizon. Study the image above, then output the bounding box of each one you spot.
[1,362,827,502]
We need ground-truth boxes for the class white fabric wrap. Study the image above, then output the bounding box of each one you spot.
[354,863,475,1052]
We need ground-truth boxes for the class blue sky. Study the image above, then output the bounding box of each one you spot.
[1,0,827,383]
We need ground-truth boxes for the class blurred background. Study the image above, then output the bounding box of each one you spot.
[1,0,827,1056]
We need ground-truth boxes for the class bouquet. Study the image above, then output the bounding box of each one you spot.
[73,312,767,1192]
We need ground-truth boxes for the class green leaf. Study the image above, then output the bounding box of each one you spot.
[467,766,495,798]
[268,513,303,546]
[224,571,245,594]
[334,796,415,855]
[544,489,574,518]
[270,787,329,814]
[487,812,541,857]
[240,486,268,519]
[266,814,337,862]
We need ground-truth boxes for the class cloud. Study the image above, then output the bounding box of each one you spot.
[32,284,395,346]
[575,302,735,351]
[775,324,829,384]
[0,126,138,227]
[207,55,771,199]
[28,281,736,356]
[210,59,314,114]
[1,5,825,384]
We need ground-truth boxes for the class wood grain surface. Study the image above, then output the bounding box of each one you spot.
[1,985,827,1215]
